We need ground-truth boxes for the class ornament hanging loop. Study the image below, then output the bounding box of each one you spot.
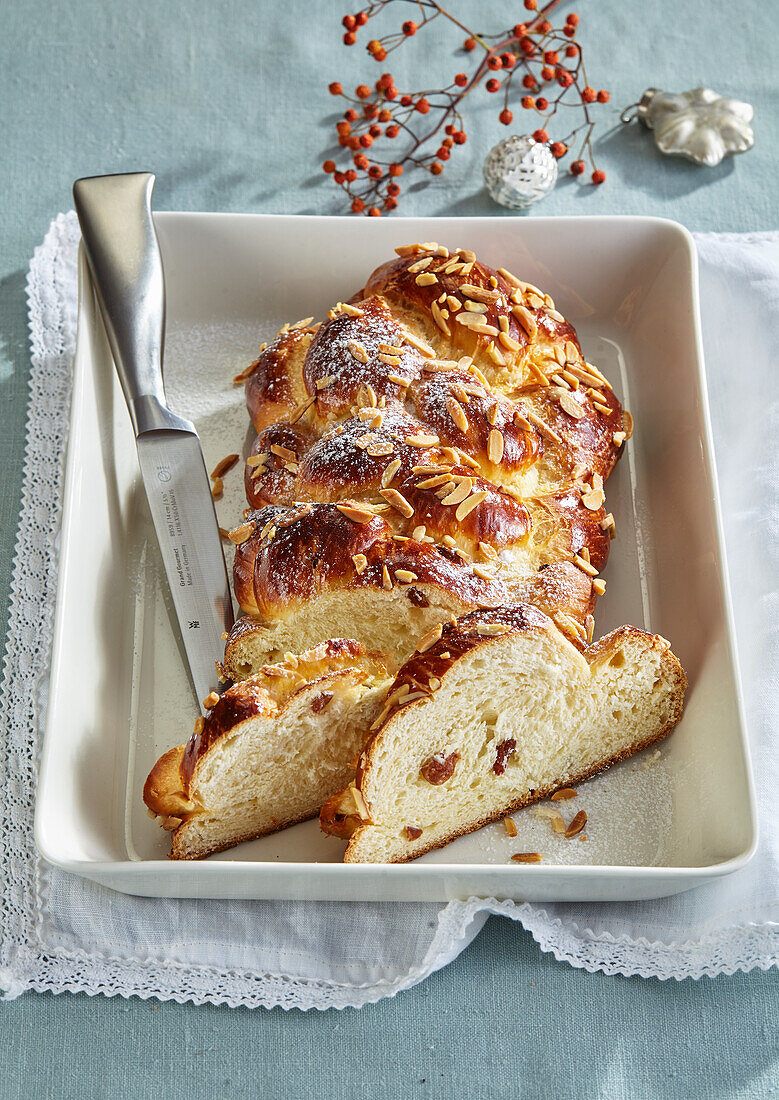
[620,102,641,124]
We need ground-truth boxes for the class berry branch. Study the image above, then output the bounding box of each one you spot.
[322,0,609,215]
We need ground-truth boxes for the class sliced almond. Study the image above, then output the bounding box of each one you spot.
[455,311,488,329]
[416,623,443,653]
[405,433,439,447]
[558,391,585,420]
[512,304,537,338]
[487,429,504,464]
[366,441,395,457]
[404,331,436,357]
[447,397,469,433]
[381,458,402,488]
[348,341,369,365]
[417,473,454,490]
[210,454,239,479]
[232,360,261,385]
[497,267,521,287]
[526,411,562,444]
[551,788,578,801]
[352,553,368,575]
[431,300,450,336]
[379,353,402,368]
[476,622,508,636]
[486,343,505,367]
[534,804,567,834]
[503,817,518,837]
[554,611,586,642]
[441,478,473,506]
[511,852,542,863]
[228,522,255,545]
[584,360,613,389]
[336,503,376,524]
[270,444,297,463]
[565,810,587,838]
[395,569,418,584]
[582,488,606,511]
[289,396,315,424]
[455,490,488,521]
[574,553,599,577]
[526,360,550,386]
[461,283,501,303]
[380,488,415,519]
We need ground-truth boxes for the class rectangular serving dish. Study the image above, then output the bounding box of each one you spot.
[35,213,757,901]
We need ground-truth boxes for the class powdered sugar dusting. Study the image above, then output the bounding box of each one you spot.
[421,750,674,866]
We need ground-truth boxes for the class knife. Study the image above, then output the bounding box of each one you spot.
[73,172,234,710]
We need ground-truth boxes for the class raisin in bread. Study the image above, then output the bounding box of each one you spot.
[320,606,686,864]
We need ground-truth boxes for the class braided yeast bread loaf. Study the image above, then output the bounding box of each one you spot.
[225,243,627,677]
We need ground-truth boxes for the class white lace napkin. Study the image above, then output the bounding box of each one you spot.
[1,215,776,1010]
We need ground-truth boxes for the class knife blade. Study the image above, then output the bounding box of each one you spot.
[73,172,234,709]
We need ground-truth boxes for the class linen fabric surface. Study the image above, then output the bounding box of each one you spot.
[0,214,776,1010]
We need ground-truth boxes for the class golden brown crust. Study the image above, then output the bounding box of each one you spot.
[143,746,194,819]
[245,325,316,432]
[235,244,626,645]
[169,808,320,860]
[231,501,509,618]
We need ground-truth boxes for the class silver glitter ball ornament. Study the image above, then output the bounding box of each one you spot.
[483,135,558,209]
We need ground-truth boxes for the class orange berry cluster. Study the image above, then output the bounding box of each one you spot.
[324,2,608,214]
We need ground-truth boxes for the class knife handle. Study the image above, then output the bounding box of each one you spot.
[73,172,192,437]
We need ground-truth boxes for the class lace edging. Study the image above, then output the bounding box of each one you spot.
[1,213,776,1009]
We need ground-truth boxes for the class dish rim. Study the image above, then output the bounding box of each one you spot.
[34,211,759,889]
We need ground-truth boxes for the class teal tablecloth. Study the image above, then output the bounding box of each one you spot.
[1,1,777,1096]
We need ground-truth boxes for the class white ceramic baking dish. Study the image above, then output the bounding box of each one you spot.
[34,213,757,901]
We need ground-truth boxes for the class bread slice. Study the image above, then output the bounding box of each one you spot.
[320,605,686,863]
[224,560,594,680]
[143,641,390,860]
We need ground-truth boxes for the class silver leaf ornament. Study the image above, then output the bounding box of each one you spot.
[634,86,754,167]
